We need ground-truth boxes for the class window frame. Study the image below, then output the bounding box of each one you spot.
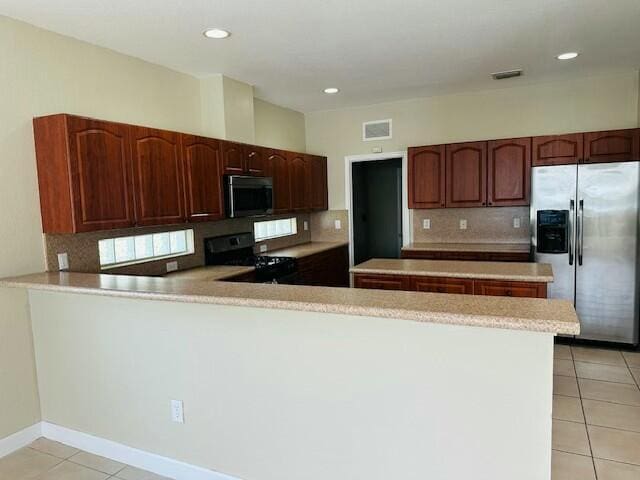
[253,217,298,242]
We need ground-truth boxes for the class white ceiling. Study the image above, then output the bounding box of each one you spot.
[1,0,639,112]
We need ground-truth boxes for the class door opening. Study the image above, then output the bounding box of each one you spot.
[351,158,403,265]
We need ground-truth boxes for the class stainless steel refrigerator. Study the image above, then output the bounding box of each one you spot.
[531,162,640,345]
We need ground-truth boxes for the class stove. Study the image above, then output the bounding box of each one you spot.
[204,232,298,284]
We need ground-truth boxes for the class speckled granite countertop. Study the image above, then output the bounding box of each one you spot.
[165,265,255,281]
[264,241,348,258]
[402,242,531,253]
[0,272,578,335]
[351,259,553,282]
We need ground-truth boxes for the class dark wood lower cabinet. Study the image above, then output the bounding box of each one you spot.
[353,274,546,298]
[473,280,547,298]
[401,250,531,262]
[225,271,258,283]
[297,246,349,287]
[411,276,474,294]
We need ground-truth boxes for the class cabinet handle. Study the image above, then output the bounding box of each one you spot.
[506,290,512,296]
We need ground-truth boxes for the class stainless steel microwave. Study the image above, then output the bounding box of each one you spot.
[224,175,273,218]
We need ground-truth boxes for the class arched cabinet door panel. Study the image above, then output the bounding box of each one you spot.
[487,137,531,207]
[583,129,639,164]
[266,150,292,213]
[131,126,185,226]
[445,141,487,208]
[408,145,446,208]
[532,134,583,166]
[182,135,224,222]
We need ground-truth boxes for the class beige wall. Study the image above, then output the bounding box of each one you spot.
[306,71,640,209]
[30,290,554,480]
[223,76,256,144]
[0,14,205,439]
[254,98,307,152]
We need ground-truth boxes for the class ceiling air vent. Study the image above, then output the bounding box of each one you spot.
[491,69,523,80]
[363,119,392,141]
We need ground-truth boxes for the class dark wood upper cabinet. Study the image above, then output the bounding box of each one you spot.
[130,126,185,226]
[532,133,583,166]
[181,134,224,222]
[220,141,245,175]
[408,145,446,208]
[266,149,291,213]
[288,152,310,212]
[487,138,531,207]
[310,155,328,211]
[243,145,267,176]
[445,141,487,208]
[583,129,640,164]
[33,114,136,233]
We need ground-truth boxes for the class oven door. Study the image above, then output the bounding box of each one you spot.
[226,176,273,218]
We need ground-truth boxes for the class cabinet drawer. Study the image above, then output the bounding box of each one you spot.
[411,276,474,295]
[473,280,546,298]
[353,274,412,291]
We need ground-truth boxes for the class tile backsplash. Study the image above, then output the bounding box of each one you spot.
[45,213,311,276]
[310,210,349,243]
[412,207,530,244]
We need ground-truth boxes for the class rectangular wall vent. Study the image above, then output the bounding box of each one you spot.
[491,69,523,80]
[363,119,392,141]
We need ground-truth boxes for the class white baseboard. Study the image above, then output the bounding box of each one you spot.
[0,423,42,458]
[41,422,240,480]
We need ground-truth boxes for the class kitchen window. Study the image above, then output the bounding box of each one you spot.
[98,229,195,268]
[254,218,297,241]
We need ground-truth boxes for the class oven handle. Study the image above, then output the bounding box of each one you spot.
[568,200,574,266]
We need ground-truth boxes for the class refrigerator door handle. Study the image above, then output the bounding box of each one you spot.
[577,199,584,266]
[569,199,575,265]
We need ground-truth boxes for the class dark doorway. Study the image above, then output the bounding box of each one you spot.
[352,158,403,265]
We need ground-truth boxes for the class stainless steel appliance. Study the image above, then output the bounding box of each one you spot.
[224,176,273,218]
[204,232,298,284]
[531,162,640,345]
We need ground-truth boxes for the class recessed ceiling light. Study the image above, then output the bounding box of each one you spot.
[323,87,339,94]
[556,52,579,60]
[203,28,230,39]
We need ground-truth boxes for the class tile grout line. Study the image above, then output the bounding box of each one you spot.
[621,354,640,390]
[571,349,598,480]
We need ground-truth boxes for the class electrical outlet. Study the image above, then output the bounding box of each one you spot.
[459,219,467,230]
[170,399,184,423]
[166,261,178,273]
[423,219,431,230]
[259,244,268,253]
[303,221,309,231]
[334,220,342,230]
[372,147,383,153]
[513,217,521,229]
[57,253,69,271]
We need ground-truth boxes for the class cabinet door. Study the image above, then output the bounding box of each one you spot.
[411,276,474,294]
[131,126,185,226]
[310,155,328,211]
[288,152,310,212]
[66,116,136,232]
[221,141,245,174]
[244,145,266,176]
[532,134,582,166]
[583,129,640,163]
[473,280,547,298]
[445,142,487,207]
[181,135,224,222]
[408,145,446,208]
[266,150,291,213]
[353,274,411,291]
[487,138,531,207]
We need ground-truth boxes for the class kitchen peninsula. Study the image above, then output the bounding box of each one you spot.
[1,270,577,480]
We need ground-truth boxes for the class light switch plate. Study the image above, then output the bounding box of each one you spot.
[303,221,309,231]
[513,217,521,229]
[334,220,342,230]
[166,261,178,272]
[459,219,467,230]
[423,219,431,230]
[57,253,69,271]
[259,244,268,253]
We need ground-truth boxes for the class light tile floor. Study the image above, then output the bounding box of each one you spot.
[0,439,169,480]
[553,344,640,480]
